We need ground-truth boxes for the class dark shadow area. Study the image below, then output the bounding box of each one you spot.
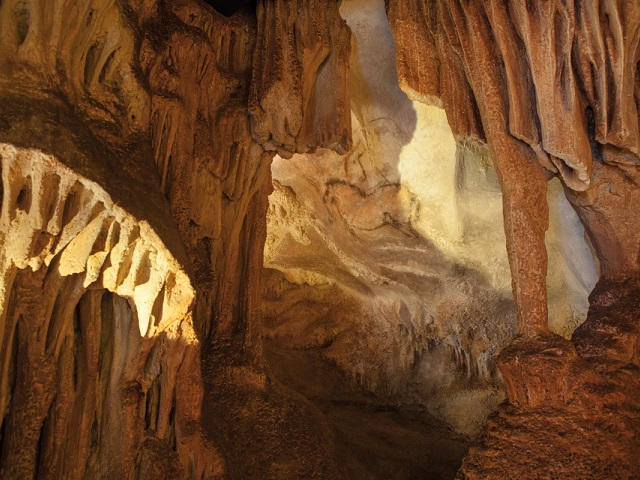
[202,0,256,16]
[264,338,470,480]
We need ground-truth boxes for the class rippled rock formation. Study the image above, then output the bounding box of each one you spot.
[387,0,640,478]
[264,0,597,438]
[0,0,350,478]
[0,0,638,478]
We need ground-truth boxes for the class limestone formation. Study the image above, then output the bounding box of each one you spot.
[0,0,638,478]
[250,0,352,155]
[387,0,640,477]
[0,110,213,479]
[459,279,640,479]
[264,0,597,439]
[387,0,640,329]
[0,0,351,478]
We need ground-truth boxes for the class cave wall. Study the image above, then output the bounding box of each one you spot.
[0,0,352,478]
[0,0,638,478]
[385,0,640,477]
[263,0,598,435]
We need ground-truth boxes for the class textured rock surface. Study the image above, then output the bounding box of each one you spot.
[264,0,596,436]
[0,116,211,478]
[250,0,351,155]
[0,0,352,478]
[0,0,639,478]
[386,0,640,477]
[387,0,640,331]
[459,279,640,479]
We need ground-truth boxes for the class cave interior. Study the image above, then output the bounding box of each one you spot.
[0,0,639,479]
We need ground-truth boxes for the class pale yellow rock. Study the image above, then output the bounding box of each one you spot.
[0,144,194,336]
[264,0,598,435]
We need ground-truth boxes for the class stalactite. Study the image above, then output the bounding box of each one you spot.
[250,0,352,155]
[0,0,354,477]
[0,142,210,478]
[386,1,640,478]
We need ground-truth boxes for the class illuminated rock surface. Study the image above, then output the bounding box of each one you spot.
[264,0,596,438]
[0,0,638,479]
[386,0,640,478]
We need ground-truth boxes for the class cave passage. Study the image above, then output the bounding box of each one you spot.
[0,0,638,478]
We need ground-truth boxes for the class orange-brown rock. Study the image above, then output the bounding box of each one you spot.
[386,0,640,478]
[458,279,640,479]
[387,0,640,334]
[0,0,352,478]
[250,0,352,156]
[1,0,639,478]
[0,102,213,479]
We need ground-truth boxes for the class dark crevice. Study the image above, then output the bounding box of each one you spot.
[98,292,114,382]
[98,49,116,85]
[201,0,256,17]
[84,43,101,87]
[0,320,19,463]
[168,394,177,451]
[39,173,61,227]
[15,1,29,45]
[605,52,616,130]
[61,182,83,227]
[16,186,29,212]
[526,0,536,15]
[586,106,603,163]
[151,282,166,327]
[45,293,64,352]
[135,250,152,286]
[15,176,32,216]
[144,376,161,432]
[72,302,82,391]
[35,399,55,478]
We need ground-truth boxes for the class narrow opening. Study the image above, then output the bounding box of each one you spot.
[15,176,32,216]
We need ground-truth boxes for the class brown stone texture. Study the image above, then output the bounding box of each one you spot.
[388,0,640,329]
[262,0,524,444]
[250,0,352,156]
[0,0,639,478]
[459,279,640,479]
[387,0,640,478]
[0,0,351,478]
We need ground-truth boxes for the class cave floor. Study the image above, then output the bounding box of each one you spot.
[264,341,471,480]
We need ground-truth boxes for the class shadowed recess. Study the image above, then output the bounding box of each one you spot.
[202,0,256,16]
